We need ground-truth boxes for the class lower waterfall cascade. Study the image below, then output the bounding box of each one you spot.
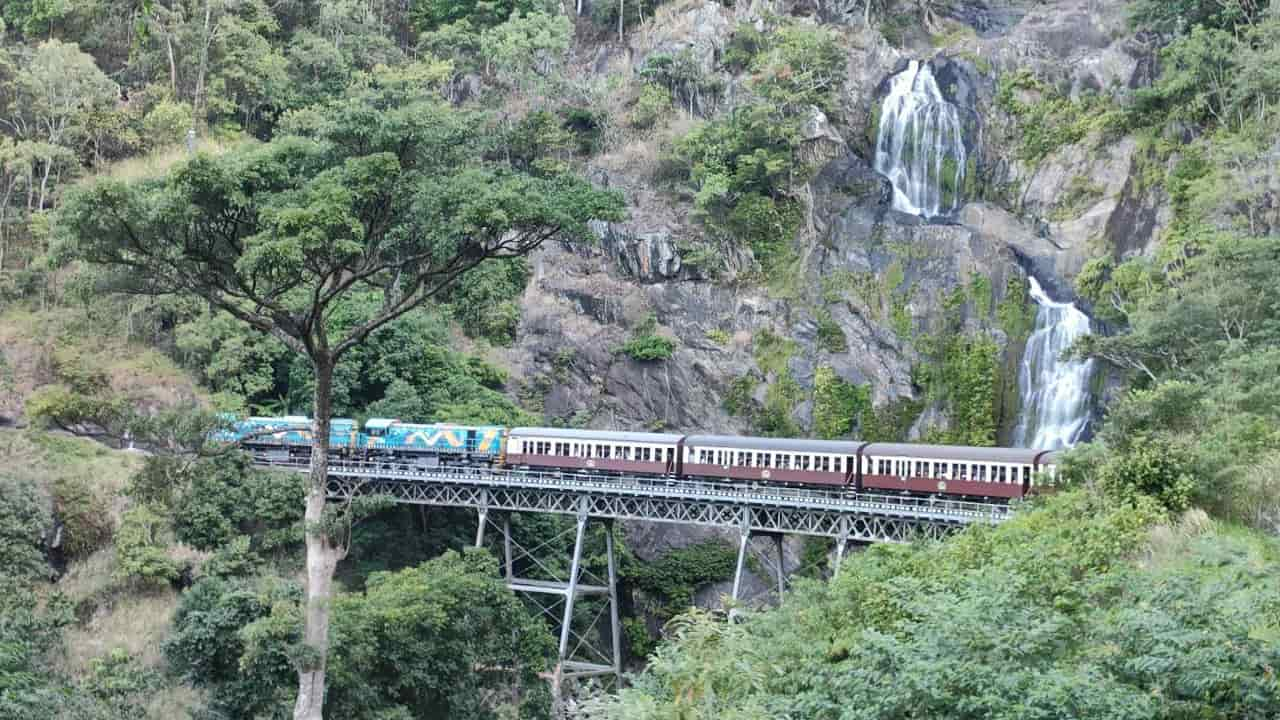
[1012,276,1096,450]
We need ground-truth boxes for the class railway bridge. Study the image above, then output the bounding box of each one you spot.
[259,458,1012,703]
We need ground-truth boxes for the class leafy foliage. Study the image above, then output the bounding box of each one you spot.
[409,0,555,33]
[170,550,555,720]
[0,473,52,583]
[615,315,676,362]
[50,472,114,560]
[0,575,75,719]
[594,492,1280,720]
[812,366,870,440]
[113,503,180,588]
[625,541,738,617]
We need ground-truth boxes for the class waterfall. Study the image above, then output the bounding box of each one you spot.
[1012,276,1096,450]
[874,60,968,219]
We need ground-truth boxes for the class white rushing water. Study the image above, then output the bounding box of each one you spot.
[1012,276,1096,450]
[874,60,967,218]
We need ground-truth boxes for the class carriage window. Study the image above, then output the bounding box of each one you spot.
[1023,466,1031,483]
[778,454,789,469]
[798,455,809,471]
[736,451,746,466]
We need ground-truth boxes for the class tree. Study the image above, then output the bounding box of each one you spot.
[58,65,622,719]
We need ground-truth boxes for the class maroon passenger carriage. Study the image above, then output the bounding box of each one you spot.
[505,427,683,476]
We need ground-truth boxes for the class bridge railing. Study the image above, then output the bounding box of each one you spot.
[256,458,1012,524]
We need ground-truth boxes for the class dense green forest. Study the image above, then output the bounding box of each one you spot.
[2,0,1280,718]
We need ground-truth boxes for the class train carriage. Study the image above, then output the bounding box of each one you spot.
[860,443,1057,498]
[682,435,864,487]
[506,428,683,476]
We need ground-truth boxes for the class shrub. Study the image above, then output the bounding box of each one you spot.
[615,315,676,361]
[51,474,114,560]
[113,504,179,588]
[1096,438,1197,513]
[626,540,738,615]
[141,100,194,149]
[447,258,530,345]
[723,375,758,418]
[0,475,53,583]
[814,310,848,353]
[813,367,870,440]
[202,534,261,580]
[630,83,673,130]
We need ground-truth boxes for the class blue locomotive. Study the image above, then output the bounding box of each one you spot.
[217,415,504,466]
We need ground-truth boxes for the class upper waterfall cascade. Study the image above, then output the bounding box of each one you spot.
[874,60,968,219]
[1012,276,1096,450]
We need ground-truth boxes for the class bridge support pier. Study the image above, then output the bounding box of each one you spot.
[833,517,852,577]
[475,494,489,548]
[479,498,622,715]
[730,519,787,604]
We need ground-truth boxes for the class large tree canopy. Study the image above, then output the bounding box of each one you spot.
[57,66,622,361]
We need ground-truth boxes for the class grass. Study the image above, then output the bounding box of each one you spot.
[0,304,203,422]
[60,589,181,675]
[1,428,141,522]
[91,135,249,184]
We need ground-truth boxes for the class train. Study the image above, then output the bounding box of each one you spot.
[217,415,1058,501]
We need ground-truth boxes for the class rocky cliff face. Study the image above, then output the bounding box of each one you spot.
[495,0,1168,601]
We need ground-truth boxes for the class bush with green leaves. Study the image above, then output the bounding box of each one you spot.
[812,366,869,440]
[166,575,299,720]
[625,541,738,617]
[639,49,720,115]
[0,474,52,583]
[113,504,180,588]
[813,310,847,353]
[615,315,676,362]
[0,574,75,719]
[51,473,114,560]
[630,83,673,130]
[141,99,194,149]
[479,10,571,88]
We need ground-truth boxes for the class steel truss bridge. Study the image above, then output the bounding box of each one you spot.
[261,458,1011,708]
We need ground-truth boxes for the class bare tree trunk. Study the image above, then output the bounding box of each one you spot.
[194,0,216,127]
[0,179,14,272]
[293,356,341,720]
[618,0,624,42]
[166,34,178,98]
[38,160,52,211]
